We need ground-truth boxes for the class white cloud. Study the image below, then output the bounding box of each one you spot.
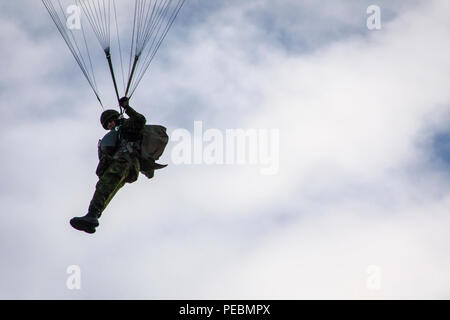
[1,0,450,299]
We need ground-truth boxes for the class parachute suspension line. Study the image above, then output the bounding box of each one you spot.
[128,0,160,93]
[125,0,150,94]
[127,0,185,97]
[127,1,138,83]
[64,0,105,109]
[101,0,122,109]
[103,0,110,46]
[135,0,144,54]
[78,0,111,50]
[131,0,173,88]
[124,0,142,97]
[128,0,167,96]
[141,0,170,53]
[130,0,185,97]
[140,0,166,54]
[78,0,121,111]
[78,1,99,96]
[113,0,126,93]
[42,0,104,107]
[43,0,185,107]
[81,15,104,110]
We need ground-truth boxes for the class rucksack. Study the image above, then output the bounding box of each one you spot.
[139,125,169,179]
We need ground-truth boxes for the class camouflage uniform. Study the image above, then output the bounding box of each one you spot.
[71,100,167,234]
[88,105,146,217]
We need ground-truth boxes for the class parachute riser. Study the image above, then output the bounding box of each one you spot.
[125,55,140,98]
[104,48,123,114]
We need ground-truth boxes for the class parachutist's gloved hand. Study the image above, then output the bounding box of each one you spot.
[119,96,130,109]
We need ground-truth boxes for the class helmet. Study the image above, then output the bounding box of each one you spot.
[100,109,120,130]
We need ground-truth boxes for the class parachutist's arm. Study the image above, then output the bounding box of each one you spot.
[124,104,146,127]
[118,96,146,139]
[119,96,146,126]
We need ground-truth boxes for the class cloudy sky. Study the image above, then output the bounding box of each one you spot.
[1,0,450,299]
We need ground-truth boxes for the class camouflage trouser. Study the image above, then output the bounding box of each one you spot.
[88,155,139,217]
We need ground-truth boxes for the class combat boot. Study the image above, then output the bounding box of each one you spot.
[70,212,99,234]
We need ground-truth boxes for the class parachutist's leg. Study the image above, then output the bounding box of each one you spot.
[88,158,131,218]
[70,159,130,234]
[102,179,126,213]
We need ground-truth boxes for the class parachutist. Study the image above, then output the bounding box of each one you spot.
[43,1,179,234]
[70,98,168,234]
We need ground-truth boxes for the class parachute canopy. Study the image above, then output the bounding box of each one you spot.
[42,0,185,109]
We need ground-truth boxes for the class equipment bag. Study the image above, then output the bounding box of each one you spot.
[141,124,169,160]
[139,125,168,179]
